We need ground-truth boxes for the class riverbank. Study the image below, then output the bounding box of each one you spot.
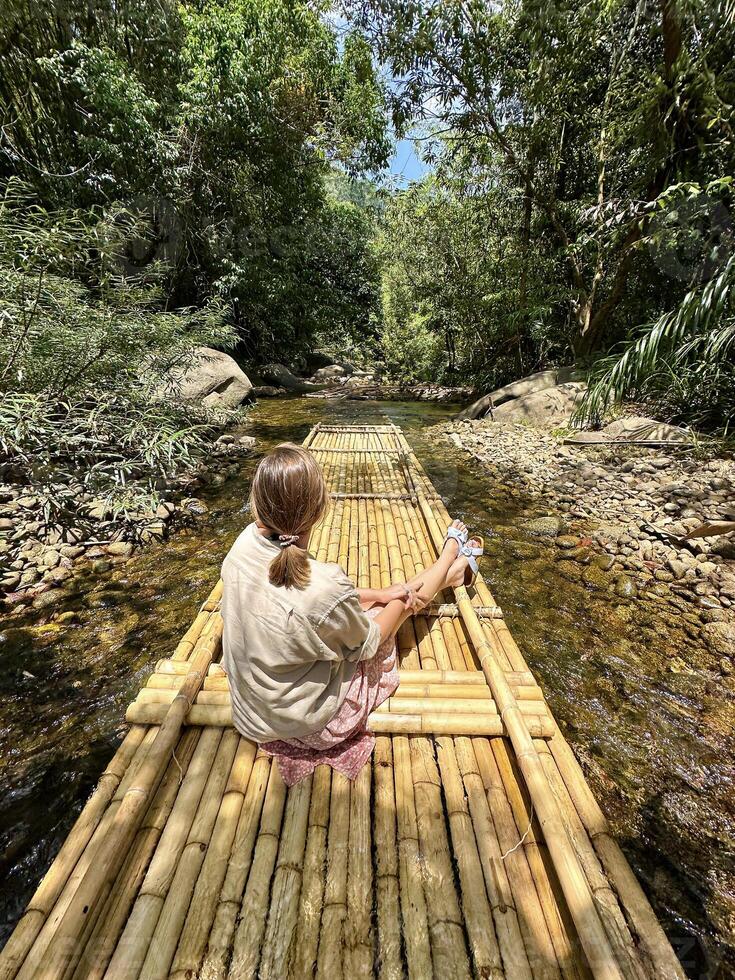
[1,397,733,973]
[434,416,735,677]
[0,432,256,618]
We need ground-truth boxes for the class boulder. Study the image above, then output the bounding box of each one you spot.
[567,415,696,446]
[169,347,253,410]
[251,385,286,398]
[492,382,587,423]
[258,363,318,393]
[312,364,348,382]
[457,366,583,419]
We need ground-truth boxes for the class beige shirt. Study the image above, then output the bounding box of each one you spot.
[221,522,381,742]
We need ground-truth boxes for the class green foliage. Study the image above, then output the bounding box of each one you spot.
[379,311,444,384]
[350,0,735,426]
[578,249,735,433]
[0,183,238,518]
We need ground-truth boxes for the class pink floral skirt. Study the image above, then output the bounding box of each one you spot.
[262,608,399,786]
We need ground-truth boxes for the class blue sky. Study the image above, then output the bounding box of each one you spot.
[387,137,428,184]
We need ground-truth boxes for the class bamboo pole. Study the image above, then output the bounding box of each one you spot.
[200,752,273,980]
[257,775,313,978]
[546,732,685,980]
[393,734,433,977]
[409,735,471,975]
[103,727,223,978]
[345,763,374,976]
[292,765,332,977]
[71,728,200,980]
[488,737,587,980]
[168,737,257,980]
[453,736,535,979]
[315,772,351,980]
[0,726,146,980]
[373,737,403,980]
[394,426,626,980]
[139,729,240,979]
[223,752,288,980]
[38,603,225,980]
[125,700,555,737]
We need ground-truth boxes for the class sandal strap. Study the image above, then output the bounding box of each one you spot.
[444,525,468,546]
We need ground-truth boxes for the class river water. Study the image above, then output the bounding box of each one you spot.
[0,397,732,978]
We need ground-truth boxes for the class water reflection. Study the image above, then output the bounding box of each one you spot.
[0,397,732,978]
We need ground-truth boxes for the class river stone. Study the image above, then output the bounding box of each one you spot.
[582,565,609,589]
[182,498,208,515]
[91,559,112,573]
[258,363,317,393]
[251,385,286,398]
[55,610,79,625]
[588,553,614,572]
[238,435,256,450]
[558,546,591,563]
[32,589,66,610]
[523,516,562,538]
[107,541,134,558]
[167,347,253,409]
[614,574,638,598]
[702,622,735,658]
[555,535,580,549]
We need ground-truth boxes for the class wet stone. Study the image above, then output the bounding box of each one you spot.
[555,535,580,549]
[614,574,638,599]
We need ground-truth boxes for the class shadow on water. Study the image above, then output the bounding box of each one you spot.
[0,397,732,978]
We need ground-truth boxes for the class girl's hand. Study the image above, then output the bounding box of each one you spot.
[381,583,426,614]
[380,583,413,604]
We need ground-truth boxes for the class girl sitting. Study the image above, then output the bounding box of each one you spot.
[221,442,482,784]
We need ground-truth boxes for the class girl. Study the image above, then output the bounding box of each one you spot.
[221,442,482,785]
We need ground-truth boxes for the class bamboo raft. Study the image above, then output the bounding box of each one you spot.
[0,423,685,980]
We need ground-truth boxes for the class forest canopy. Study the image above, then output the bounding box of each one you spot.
[1,0,734,438]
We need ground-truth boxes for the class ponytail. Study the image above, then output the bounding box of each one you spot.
[250,442,330,591]
[268,544,311,589]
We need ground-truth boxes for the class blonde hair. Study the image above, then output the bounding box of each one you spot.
[250,443,330,589]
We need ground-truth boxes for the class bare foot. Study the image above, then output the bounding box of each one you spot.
[443,519,468,559]
[446,538,480,588]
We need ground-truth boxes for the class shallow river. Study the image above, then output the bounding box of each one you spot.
[0,398,733,978]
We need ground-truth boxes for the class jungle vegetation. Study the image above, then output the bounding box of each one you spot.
[1,0,734,513]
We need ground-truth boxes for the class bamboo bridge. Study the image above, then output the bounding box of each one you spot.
[0,423,685,979]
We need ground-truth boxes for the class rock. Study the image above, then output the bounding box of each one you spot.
[559,546,591,563]
[182,498,208,516]
[48,566,72,584]
[251,385,286,398]
[654,569,675,582]
[166,347,253,409]
[702,622,735,658]
[312,364,348,382]
[91,558,112,573]
[238,435,256,450]
[2,572,21,590]
[140,522,166,543]
[711,539,735,560]
[555,535,580,549]
[216,433,235,445]
[20,568,40,586]
[87,499,112,521]
[55,610,79,625]
[491,382,588,424]
[155,502,176,521]
[523,516,562,538]
[60,545,85,559]
[614,574,638,598]
[39,550,61,569]
[258,363,318,393]
[107,541,134,558]
[456,367,583,419]
[591,554,615,571]
[32,589,66,610]
[667,558,688,580]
